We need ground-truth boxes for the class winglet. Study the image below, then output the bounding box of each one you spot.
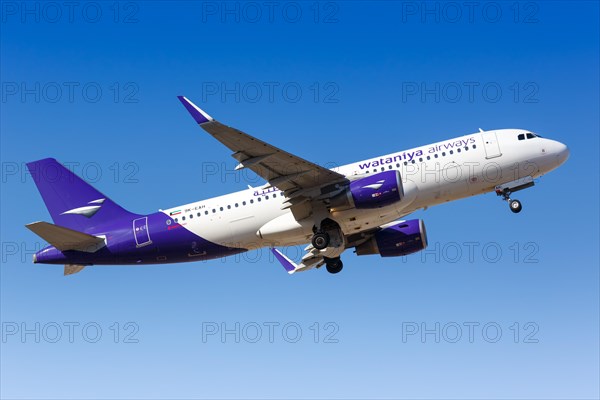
[177,96,214,125]
[271,248,298,275]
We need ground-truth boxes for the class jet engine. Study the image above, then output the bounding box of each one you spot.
[355,219,428,257]
[329,170,403,210]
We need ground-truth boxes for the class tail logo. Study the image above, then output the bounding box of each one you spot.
[60,198,105,218]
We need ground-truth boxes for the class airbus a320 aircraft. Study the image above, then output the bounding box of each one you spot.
[26,97,569,275]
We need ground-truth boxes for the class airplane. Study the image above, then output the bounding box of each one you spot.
[25,96,570,275]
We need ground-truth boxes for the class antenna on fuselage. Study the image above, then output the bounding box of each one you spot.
[479,128,485,133]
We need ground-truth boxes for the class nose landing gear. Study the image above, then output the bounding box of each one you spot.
[494,177,534,214]
[509,198,523,213]
[496,188,522,213]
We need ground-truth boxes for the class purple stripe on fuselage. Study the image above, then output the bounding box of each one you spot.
[34,212,247,266]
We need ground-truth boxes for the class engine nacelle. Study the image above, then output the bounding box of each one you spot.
[330,170,403,210]
[355,219,428,257]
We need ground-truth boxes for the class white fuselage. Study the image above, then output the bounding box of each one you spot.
[163,129,568,250]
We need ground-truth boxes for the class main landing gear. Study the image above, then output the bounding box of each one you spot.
[311,232,330,250]
[324,257,343,274]
[496,188,522,214]
[311,218,345,274]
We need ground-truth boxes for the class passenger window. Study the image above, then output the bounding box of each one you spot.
[220,207,223,211]
[242,201,246,206]
[182,216,186,221]
[449,150,453,155]
[174,218,178,223]
[473,145,477,149]
[205,211,209,215]
[457,148,461,153]
[189,214,193,219]
[197,212,201,217]
[250,199,254,204]
[227,205,231,209]
[258,197,262,202]
[273,193,277,198]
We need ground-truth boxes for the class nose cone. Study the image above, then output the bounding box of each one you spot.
[555,142,570,167]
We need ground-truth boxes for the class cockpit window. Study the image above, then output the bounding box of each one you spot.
[526,133,535,139]
[518,134,525,140]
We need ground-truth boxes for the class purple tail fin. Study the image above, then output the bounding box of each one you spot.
[27,158,138,232]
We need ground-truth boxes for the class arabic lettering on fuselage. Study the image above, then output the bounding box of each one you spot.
[253,187,280,197]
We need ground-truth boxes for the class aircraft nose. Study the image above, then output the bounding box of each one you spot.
[555,141,570,166]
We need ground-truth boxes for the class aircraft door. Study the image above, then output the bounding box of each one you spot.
[133,217,152,247]
[481,131,502,159]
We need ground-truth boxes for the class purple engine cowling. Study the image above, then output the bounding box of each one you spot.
[350,170,402,209]
[355,219,428,257]
[330,170,403,210]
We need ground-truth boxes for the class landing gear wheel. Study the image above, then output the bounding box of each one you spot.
[312,232,330,250]
[325,258,343,274]
[509,199,522,213]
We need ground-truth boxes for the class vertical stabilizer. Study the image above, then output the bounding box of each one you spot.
[27,158,137,232]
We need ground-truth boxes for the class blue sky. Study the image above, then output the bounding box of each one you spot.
[1,1,598,399]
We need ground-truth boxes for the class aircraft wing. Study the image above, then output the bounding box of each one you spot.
[178,96,348,216]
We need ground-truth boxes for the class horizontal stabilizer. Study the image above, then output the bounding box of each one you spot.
[26,221,105,253]
[64,264,86,276]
